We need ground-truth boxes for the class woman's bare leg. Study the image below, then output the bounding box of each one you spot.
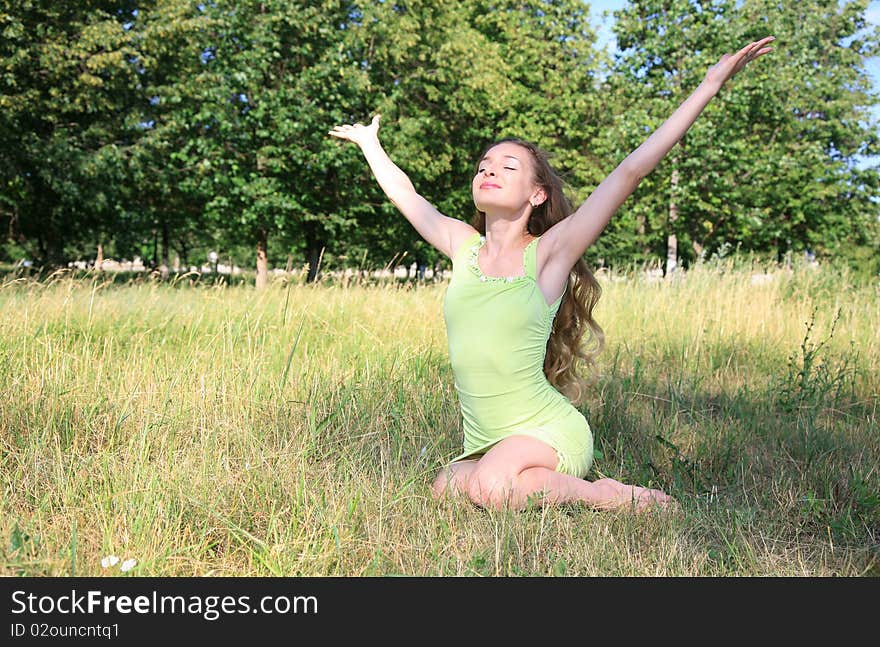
[431,459,479,500]
[514,468,672,511]
[462,435,672,512]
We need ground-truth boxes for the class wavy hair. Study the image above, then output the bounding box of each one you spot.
[470,138,605,406]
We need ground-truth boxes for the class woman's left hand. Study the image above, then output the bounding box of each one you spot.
[703,36,775,90]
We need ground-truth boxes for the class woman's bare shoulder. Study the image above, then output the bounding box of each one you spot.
[445,222,481,261]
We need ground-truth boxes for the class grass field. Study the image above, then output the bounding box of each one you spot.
[1,258,878,576]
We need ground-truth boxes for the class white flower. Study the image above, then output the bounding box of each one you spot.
[120,558,138,572]
[101,555,120,568]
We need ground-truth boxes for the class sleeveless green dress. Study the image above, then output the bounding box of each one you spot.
[442,231,594,478]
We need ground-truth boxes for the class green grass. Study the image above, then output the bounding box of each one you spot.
[1,259,878,576]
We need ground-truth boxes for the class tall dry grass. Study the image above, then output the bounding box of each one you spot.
[1,259,877,576]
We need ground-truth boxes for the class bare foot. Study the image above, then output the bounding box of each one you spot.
[592,478,675,512]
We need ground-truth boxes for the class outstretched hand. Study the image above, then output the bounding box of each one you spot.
[704,36,775,89]
[328,114,381,147]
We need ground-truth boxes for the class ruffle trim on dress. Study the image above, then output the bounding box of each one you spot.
[467,235,531,283]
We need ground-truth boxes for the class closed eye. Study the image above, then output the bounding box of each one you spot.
[476,167,516,173]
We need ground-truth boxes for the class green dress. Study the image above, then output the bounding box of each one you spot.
[442,231,594,478]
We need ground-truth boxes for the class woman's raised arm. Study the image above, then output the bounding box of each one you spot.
[329,115,474,259]
[542,36,776,268]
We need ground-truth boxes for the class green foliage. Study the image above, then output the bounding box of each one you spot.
[600,0,880,269]
[0,1,145,265]
[0,0,878,277]
[773,306,859,417]
[356,0,606,265]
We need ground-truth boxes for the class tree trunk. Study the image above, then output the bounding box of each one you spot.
[152,227,158,269]
[306,246,324,283]
[160,219,170,278]
[38,229,64,268]
[636,213,651,258]
[96,243,103,272]
[178,237,189,269]
[666,157,679,277]
[36,233,47,267]
[255,228,269,289]
[304,220,325,283]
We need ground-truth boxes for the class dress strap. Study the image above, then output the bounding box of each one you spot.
[453,231,481,264]
[525,236,541,280]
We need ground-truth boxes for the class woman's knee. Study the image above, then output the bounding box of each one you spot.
[431,461,477,500]
[466,469,515,510]
[431,470,454,499]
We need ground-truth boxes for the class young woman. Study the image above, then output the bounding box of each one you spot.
[330,36,775,512]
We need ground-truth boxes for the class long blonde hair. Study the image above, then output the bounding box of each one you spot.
[470,138,605,406]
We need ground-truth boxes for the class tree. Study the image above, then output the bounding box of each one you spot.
[605,0,880,271]
[124,1,217,274]
[605,0,741,272]
[335,0,608,270]
[157,1,377,288]
[0,1,146,267]
[164,0,610,285]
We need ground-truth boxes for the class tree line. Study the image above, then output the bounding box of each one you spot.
[2,0,879,285]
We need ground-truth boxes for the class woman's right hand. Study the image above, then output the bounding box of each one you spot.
[328,114,381,147]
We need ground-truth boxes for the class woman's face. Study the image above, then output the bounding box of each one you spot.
[472,142,539,214]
